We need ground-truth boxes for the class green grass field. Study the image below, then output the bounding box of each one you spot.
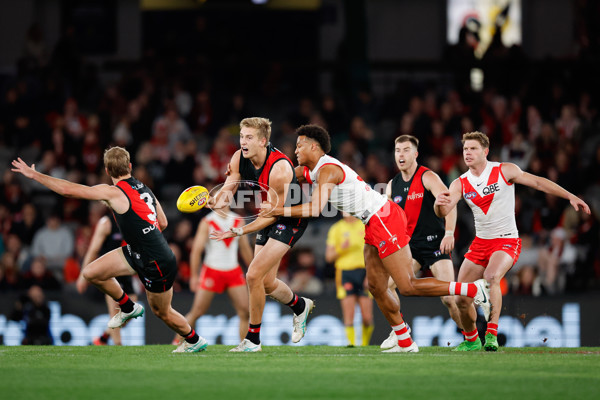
[1,346,599,400]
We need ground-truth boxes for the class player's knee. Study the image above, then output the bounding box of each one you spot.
[367,281,384,297]
[150,304,168,320]
[483,272,502,286]
[263,279,278,294]
[82,269,97,283]
[440,295,456,309]
[245,270,263,288]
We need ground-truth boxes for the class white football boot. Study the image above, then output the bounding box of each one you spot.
[292,298,315,343]
[380,323,412,349]
[108,303,144,329]
[229,339,262,352]
[172,336,208,353]
[473,279,492,321]
[382,341,419,353]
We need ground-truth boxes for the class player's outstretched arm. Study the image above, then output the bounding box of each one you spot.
[424,171,457,254]
[11,157,123,205]
[76,215,112,294]
[434,178,462,218]
[262,164,343,218]
[502,163,591,214]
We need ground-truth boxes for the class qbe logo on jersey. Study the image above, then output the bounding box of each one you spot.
[482,183,500,196]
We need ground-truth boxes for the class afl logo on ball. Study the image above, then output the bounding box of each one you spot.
[464,191,477,200]
[393,195,402,204]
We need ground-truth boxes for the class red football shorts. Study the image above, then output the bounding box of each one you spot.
[199,265,246,293]
[464,237,522,268]
[364,200,410,259]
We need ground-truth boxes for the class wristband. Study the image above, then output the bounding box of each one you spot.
[231,227,243,236]
[444,231,454,238]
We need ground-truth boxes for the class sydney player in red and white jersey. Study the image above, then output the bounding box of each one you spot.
[175,206,253,345]
[435,132,590,351]
[262,125,492,353]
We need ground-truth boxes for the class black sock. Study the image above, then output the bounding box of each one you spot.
[286,294,306,316]
[116,292,134,313]
[246,323,261,345]
[100,332,110,343]
[183,329,199,344]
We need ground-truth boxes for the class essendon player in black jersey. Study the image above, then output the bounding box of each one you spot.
[209,117,313,352]
[12,147,208,353]
[379,135,463,349]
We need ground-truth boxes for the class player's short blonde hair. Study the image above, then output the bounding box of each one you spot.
[395,135,419,150]
[462,131,490,149]
[240,117,272,143]
[104,146,131,178]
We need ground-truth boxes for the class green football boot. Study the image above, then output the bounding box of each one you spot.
[452,337,482,351]
[484,333,499,352]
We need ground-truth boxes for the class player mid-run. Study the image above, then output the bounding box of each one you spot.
[435,131,590,351]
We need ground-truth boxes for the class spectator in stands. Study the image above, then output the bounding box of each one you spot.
[11,203,44,246]
[537,227,577,295]
[31,211,74,279]
[10,285,53,345]
[0,253,20,291]
[19,256,61,291]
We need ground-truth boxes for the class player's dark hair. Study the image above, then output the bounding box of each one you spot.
[296,124,331,154]
[395,135,419,149]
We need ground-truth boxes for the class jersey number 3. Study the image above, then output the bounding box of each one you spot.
[140,193,157,222]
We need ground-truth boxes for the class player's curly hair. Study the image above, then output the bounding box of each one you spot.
[104,146,131,178]
[296,124,331,154]
[462,131,490,149]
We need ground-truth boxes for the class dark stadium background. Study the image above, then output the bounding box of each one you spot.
[0,0,599,347]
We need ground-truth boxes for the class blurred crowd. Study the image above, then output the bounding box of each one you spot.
[1,20,600,308]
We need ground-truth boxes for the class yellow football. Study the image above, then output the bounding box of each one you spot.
[176,185,210,213]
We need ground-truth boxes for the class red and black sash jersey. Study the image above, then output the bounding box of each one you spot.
[390,165,445,244]
[113,177,172,265]
[238,143,304,207]
[99,214,126,257]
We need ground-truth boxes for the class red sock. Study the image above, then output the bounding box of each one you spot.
[462,329,479,342]
[391,323,413,347]
[486,323,498,337]
[448,282,477,297]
